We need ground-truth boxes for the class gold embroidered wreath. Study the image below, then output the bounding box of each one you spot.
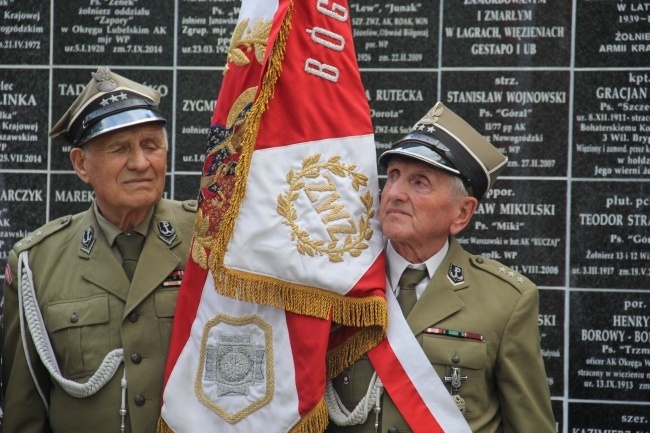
[277,154,374,263]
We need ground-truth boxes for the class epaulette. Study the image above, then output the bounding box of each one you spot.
[182,199,198,213]
[470,255,536,293]
[13,215,73,253]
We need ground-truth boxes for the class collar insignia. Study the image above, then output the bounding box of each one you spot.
[158,220,177,245]
[80,226,96,254]
[447,263,464,285]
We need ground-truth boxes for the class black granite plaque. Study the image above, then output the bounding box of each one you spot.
[442,0,572,68]
[49,173,95,219]
[173,174,201,202]
[569,402,649,433]
[178,0,240,67]
[570,180,649,289]
[458,179,566,287]
[0,68,48,170]
[50,68,174,170]
[49,173,173,219]
[539,289,565,397]
[569,291,650,401]
[361,70,438,173]
[0,172,47,271]
[350,1,438,69]
[575,0,650,68]
[0,0,50,65]
[175,69,221,172]
[442,70,569,177]
[573,70,650,179]
[52,0,174,66]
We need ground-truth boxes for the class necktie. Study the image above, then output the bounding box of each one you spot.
[397,268,427,316]
[115,233,145,282]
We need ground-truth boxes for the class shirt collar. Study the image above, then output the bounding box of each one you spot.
[386,238,450,294]
[94,201,153,247]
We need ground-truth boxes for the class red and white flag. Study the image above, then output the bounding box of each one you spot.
[158,0,387,431]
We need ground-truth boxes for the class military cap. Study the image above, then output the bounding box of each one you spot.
[379,102,508,200]
[50,67,166,147]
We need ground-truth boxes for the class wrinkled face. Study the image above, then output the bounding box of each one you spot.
[71,123,168,217]
[379,156,468,258]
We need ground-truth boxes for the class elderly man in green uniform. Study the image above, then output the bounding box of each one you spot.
[326,103,555,433]
[2,67,197,433]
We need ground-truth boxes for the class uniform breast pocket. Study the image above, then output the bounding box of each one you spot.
[47,294,110,378]
[155,287,179,355]
[422,334,487,418]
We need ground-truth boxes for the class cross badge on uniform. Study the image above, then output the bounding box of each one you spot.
[445,366,467,413]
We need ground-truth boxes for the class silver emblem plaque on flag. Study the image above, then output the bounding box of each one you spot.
[196,314,273,424]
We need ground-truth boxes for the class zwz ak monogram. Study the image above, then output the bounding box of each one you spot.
[277,153,374,263]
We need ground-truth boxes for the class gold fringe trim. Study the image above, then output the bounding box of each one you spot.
[156,417,174,433]
[326,326,386,381]
[290,397,329,433]
[208,1,293,266]
[215,266,387,327]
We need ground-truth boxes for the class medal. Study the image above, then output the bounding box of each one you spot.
[445,366,468,414]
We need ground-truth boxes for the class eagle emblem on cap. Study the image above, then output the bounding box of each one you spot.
[415,103,445,129]
[92,67,117,92]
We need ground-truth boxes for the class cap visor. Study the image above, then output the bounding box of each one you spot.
[379,143,461,176]
[79,108,166,146]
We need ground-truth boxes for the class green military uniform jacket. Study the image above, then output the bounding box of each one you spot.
[329,237,555,433]
[2,199,197,433]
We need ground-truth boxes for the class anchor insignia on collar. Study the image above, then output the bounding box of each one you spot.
[80,226,96,254]
[158,221,177,245]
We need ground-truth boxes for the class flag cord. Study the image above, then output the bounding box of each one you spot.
[324,373,383,427]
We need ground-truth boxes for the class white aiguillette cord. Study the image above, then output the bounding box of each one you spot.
[325,372,384,432]
[17,250,128,430]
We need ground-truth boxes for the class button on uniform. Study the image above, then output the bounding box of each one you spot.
[131,353,142,364]
[70,313,79,323]
[128,312,139,323]
[134,394,146,406]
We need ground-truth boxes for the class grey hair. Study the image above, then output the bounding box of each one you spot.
[162,126,169,150]
[447,174,469,202]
